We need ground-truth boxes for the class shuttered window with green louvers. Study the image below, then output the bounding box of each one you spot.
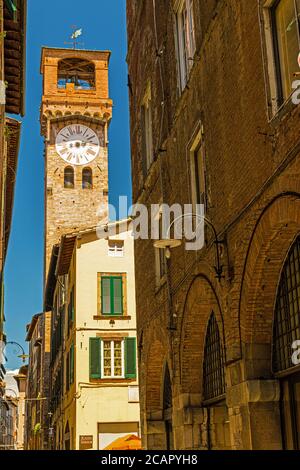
[125,338,137,379]
[89,337,137,380]
[70,343,74,385]
[5,0,17,21]
[101,276,123,315]
[89,337,101,379]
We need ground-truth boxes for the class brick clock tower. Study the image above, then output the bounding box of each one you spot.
[40,48,112,278]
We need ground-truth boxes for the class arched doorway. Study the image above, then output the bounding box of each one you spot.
[272,235,300,449]
[163,364,173,450]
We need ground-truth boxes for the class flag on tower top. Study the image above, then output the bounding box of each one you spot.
[71,28,82,40]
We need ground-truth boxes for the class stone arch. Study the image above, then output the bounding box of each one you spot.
[145,338,168,413]
[179,274,225,396]
[239,193,300,372]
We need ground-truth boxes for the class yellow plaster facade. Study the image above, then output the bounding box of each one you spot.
[50,225,140,450]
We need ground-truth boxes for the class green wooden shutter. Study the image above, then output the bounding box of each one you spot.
[101,278,111,315]
[66,353,70,391]
[125,338,137,379]
[5,0,17,21]
[89,337,101,379]
[70,344,74,385]
[71,288,75,321]
[112,277,123,315]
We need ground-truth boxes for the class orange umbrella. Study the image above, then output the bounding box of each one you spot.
[104,434,142,451]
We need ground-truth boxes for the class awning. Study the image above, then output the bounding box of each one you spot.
[104,434,142,451]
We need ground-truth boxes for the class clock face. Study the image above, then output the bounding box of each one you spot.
[55,124,100,166]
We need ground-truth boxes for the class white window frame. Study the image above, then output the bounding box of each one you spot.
[108,241,125,257]
[101,340,125,379]
[142,82,154,171]
[261,0,300,117]
[174,0,196,91]
[190,126,207,216]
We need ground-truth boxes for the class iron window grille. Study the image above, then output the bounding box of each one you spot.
[203,312,226,401]
[273,235,300,373]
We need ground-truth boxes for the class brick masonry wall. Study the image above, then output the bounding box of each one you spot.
[40,48,112,280]
[127,0,300,450]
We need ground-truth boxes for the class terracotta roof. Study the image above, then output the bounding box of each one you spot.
[25,313,42,342]
[4,0,27,116]
[56,235,76,277]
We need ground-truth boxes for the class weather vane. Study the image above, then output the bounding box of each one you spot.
[65,25,84,50]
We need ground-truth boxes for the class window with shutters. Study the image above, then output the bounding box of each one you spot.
[98,274,126,316]
[102,340,124,378]
[68,286,75,333]
[66,353,70,392]
[70,344,74,385]
[89,337,137,381]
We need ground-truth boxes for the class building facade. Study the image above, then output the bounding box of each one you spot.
[45,222,140,450]
[24,46,141,450]
[127,0,300,450]
[0,0,26,407]
[40,46,112,279]
[24,313,51,450]
[14,365,27,450]
[23,46,113,450]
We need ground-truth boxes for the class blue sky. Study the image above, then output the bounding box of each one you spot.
[4,0,131,369]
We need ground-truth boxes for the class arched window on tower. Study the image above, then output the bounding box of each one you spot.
[82,168,93,189]
[57,58,95,90]
[272,235,300,449]
[163,364,173,450]
[64,167,74,189]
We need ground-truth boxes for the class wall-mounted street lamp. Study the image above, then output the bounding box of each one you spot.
[154,214,225,282]
[3,342,29,363]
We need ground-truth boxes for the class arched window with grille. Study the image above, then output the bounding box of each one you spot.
[203,312,226,402]
[272,235,300,449]
[163,364,173,450]
[82,168,93,189]
[64,167,74,189]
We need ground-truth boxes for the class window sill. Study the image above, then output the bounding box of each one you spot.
[269,92,298,126]
[93,315,131,321]
[90,378,137,384]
